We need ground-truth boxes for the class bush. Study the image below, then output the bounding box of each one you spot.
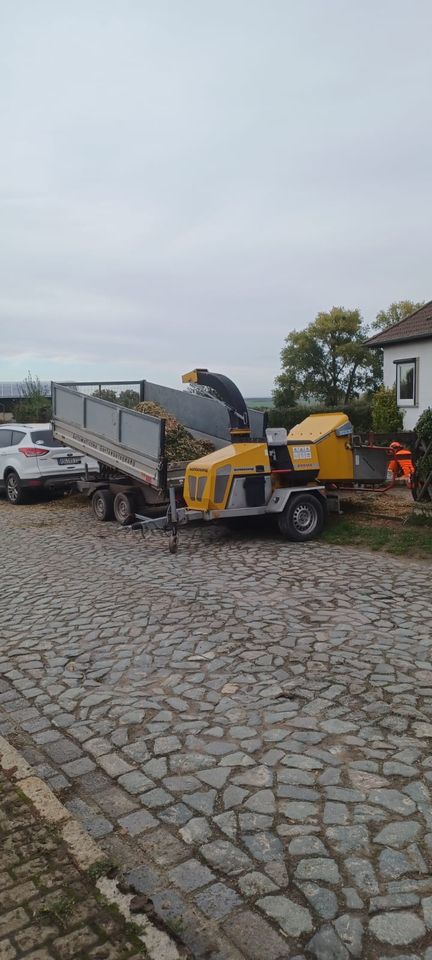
[268,399,373,433]
[415,407,432,481]
[371,387,403,432]
[14,372,52,423]
[415,407,432,444]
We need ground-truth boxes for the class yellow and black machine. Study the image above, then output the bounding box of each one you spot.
[179,368,330,542]
[130,368,328,551]
[128,368,392,551]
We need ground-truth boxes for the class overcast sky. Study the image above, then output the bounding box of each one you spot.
[1,1,431,395]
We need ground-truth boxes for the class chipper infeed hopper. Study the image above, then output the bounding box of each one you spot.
[287,413,391,486]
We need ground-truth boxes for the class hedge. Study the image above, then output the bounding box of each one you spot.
[415,407,432,482]
[268,400,373,433]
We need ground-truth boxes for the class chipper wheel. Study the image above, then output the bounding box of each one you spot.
[278,493,325,542]
[92,489,114,521]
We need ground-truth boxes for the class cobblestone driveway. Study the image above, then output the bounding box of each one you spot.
[1,497,432,959]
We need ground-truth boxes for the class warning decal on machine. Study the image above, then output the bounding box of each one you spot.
[292,445,313,460]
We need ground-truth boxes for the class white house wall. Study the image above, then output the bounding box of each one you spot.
[383,341,432,430]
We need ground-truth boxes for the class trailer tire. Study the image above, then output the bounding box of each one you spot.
[92,489,114,521]
[278,493,324,542]
[114,491,136,525]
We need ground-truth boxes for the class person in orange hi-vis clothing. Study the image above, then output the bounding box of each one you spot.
[388,441,415,486]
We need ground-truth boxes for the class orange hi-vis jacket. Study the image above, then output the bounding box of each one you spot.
[388,442,415,481]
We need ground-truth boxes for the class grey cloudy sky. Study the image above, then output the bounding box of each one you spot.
[1,0,431,395]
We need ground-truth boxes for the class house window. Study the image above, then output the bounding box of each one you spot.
[395,359,417,406]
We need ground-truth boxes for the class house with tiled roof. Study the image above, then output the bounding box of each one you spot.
[366,301,432,429]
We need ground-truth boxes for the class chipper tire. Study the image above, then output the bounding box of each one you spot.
[92,489,114,521]
[278,493,324,542]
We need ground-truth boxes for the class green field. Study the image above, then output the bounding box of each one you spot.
[245,397,273,409]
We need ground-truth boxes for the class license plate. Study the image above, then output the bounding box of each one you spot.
[57,457,81,465]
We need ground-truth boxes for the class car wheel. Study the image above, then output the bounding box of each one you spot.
[278,493,324,542]
[114,491,136,525]
[92,489,115,521]
[5,471,27,505]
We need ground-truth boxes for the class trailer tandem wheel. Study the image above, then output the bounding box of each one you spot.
[114,491,137,525]
[92,489,115,521]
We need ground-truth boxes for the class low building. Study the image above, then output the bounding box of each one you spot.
[366,302,432,429]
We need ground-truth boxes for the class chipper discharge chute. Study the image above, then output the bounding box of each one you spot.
[127,369,327,552]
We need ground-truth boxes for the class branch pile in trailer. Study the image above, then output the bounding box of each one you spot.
[134,401,214,463]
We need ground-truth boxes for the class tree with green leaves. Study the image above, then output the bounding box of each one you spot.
[15,372,51,422]
[274,307,381,409]
[373,300,424,332]
[119,389,140,408]
[92,388,118,403]
[272,370,299,408]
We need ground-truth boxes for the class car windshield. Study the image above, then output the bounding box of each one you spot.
[30,429,63,448]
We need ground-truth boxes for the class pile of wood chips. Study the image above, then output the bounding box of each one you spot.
[134,401,214,464]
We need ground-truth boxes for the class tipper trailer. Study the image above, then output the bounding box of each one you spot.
[51,377,267,525]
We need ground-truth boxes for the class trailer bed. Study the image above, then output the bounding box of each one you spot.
[52,383,188,489]
[52,381,266,494]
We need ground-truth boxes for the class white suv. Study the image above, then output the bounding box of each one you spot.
[0,423,98,504]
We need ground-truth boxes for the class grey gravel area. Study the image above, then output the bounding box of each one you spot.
[1,496,432,959]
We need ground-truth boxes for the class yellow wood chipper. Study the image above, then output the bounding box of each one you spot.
[128,369,391,552]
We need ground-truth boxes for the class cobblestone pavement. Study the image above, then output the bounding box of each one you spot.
[0,766,145,960]
[1,496,432,959]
